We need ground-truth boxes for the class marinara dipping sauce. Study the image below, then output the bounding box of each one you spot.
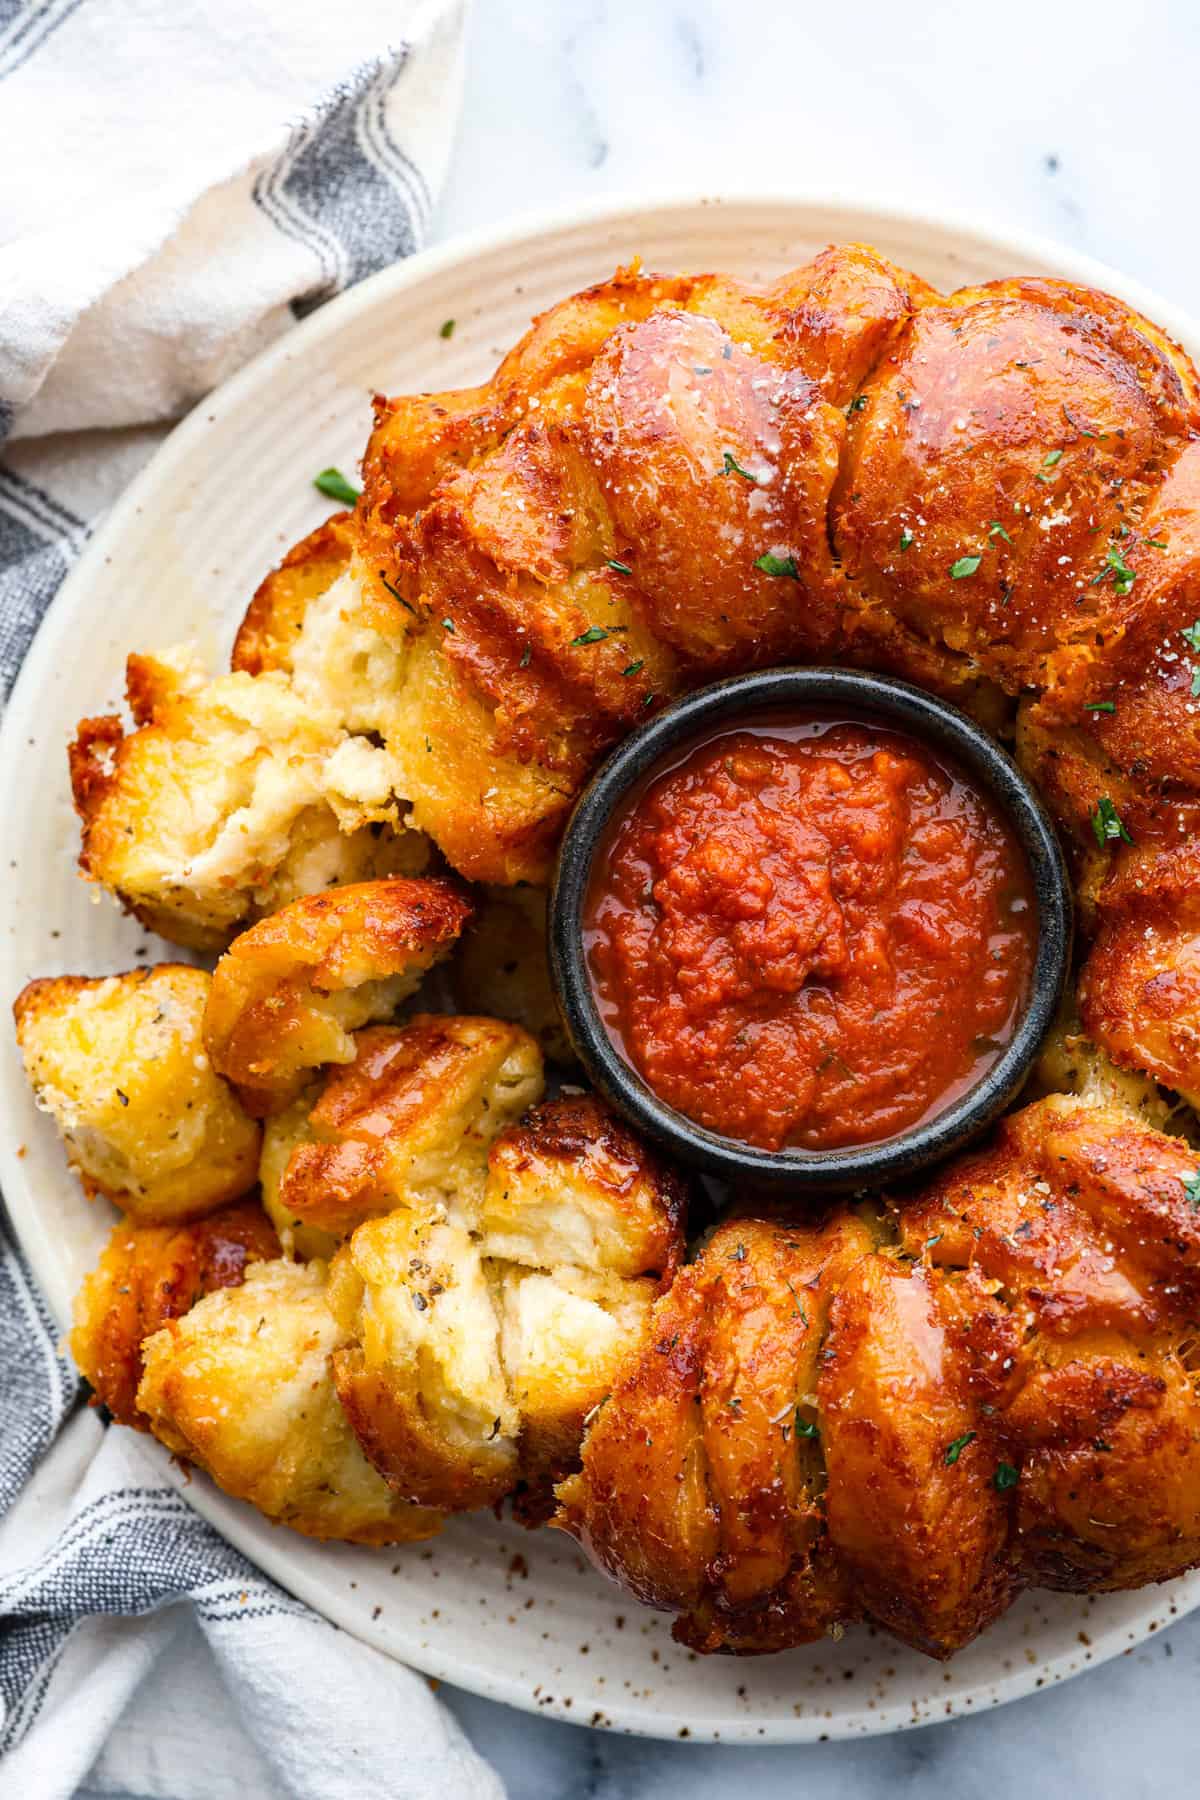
[583,714,1037,1153]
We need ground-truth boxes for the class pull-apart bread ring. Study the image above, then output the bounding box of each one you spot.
[557,1094,1200,1659]
[14,966,261,1223]
[202,876,474,1116]
[29,242,1200,1650]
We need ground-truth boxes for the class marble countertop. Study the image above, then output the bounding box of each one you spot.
[432,2,1200,1795]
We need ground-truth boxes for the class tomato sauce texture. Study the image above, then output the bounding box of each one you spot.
[584,716,1036,1152]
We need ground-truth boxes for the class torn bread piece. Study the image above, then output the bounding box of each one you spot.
[203,876,474,1116]
[327,1094,687,1512]
[71,1200,279,1427]
[268,1016,544,1241]
[71,533,426,950]
[15,966,261,1223]
[136,1257,444,1545]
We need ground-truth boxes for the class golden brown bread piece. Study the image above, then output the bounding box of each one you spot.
[835,278,1198,695]
[558,1094,1200,1659]
[14,967,261,1223]
[1078,842,1200,1108]
[70,1201,279,1428]
[479,1093,686,1281]
[137,1257,444,1545]
[262,1014,544,1241]
[818,1253,1016,1655]
[203,876,473,1115]
[326,1093,687,1512]
[69,642,425,950]
[329,1207,521,1511]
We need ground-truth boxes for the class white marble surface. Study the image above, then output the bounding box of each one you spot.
[431,1,1200,1794]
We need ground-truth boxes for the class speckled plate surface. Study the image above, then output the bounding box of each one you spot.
[2,194,1197,1743]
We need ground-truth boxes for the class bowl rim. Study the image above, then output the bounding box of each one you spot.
[550,667,1072,1189]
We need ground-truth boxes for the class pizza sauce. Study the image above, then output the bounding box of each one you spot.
[583,714,1036,1152]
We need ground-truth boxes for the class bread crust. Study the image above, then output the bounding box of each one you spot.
[559,1095,1200,1658]
[71,1201,279,1427]
[203,876,473,1115]
[15,966,261,1222]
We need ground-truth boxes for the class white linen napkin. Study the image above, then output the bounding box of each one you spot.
[0,3,507,1795]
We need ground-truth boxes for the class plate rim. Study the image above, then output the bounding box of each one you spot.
[4,187,1199,1744]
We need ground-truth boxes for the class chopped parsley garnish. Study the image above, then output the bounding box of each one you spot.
[1063,404,1105,440]
[794,1416,820,1439]
[1084,700,1116,712]
[439,318,455,339]
[1182,620,1200,653]
[571,625,613,646]
[313,467,360,506]
[988,520,1012,543]
[1091,795,1132,848]
[722,451,758,483]
[925,1234,943,1248]
[519,643,532,668]
[378,570,416,614]
[993,1462,1020,1491]
[950,554,981,579]
[784,1277,809,1326]
[1147,538,1169,549]
[1192,667,1200,698]
[1182,1171,1200,1208]
[944,1431,976,1465]
[847,394,868,414]
[622,660,644,678]
[1092,544,1136,596]
[606,558,633,576]
[1035,448,1064,482]
[754,551,800,580]
[441,617,455,633]
[899,526,914,552]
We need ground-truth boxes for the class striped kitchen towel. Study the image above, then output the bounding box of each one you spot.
[0,0,467,694]
[0,3,504,1795]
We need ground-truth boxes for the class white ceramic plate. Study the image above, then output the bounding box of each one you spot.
[3,194,1198,1744]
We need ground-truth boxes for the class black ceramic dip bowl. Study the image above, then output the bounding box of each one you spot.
[548,667,1072,1192]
